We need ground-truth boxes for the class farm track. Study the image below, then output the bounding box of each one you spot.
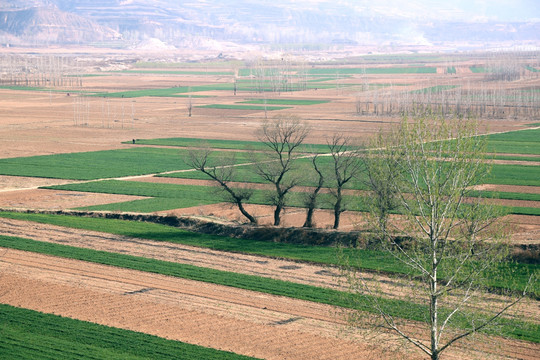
[0,248,538,360]
[0,218,538,324]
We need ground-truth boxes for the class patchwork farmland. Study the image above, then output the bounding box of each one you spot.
[0,49,539,359]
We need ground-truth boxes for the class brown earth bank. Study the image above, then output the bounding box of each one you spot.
[0,249,538,360]
[0,217,536,324]
[473,184,540,194]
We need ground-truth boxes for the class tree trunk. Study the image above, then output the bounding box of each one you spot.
[274,204,282,226]
[333,189,342,229]
[430,247,439,360]
[236,200,257,224]
[303,205,315,228]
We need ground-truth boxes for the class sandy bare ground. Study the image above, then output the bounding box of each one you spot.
[0,175,76,192]
[0,249,538,360]
[0,188,147,210]
[0,218,537,325]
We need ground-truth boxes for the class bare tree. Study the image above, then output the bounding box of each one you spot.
[327,134,362,229]
[341,110,533,360]
[187,146,257,224]
[302,152,324,228]
[253,115,310,226]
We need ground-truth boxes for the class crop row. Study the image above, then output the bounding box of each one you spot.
[0,231,537,343]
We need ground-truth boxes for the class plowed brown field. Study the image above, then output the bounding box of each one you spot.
[1,248,538,360]
[0,219,538,359]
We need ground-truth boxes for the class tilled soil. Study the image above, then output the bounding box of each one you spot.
[0,248,538,360]
[0,218,537,324]
[0,218,538,359]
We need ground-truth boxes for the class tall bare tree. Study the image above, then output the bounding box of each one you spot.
[327,134,362,229]
[341,110,533,360]
[253,115,310,226]
[302,152,324,228]
[187,146,257,224]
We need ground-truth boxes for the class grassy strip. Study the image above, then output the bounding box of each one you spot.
[0,304,256,360]
[196,104,291,111]
[92,81,337,98]
[482,128,540,155]
[308,67,437,75]
[78,197,218,213]
[508,206,540,216]
[239,99,329,105]
[470,66,487,73]
[122,137,331,153]
[470,191,540,202]
[493,155,540,162]
[43,179,539,216]
[0,147,250,180]
[161,158,540,189]
[45,181,221,211]
[488,164,540,187]
[0,212,536,295]
[117,70,234,75]
[0,234,537,343]
[134,60,245,69]
[411,85,460,94]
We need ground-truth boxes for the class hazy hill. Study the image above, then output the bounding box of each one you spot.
[0,0,538,49]
[0,2,120,45]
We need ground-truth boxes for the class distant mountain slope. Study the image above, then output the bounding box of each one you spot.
[0,4,120,44]
[0,0,538,48]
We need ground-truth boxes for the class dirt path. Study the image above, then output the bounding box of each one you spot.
[0,249,538,360]
[0,218,537,325]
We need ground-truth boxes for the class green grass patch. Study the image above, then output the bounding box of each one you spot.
[493,155,540,162]
[470,191,540,202]
[117,70,234,75]
[0,147,250,180]
[43,180,367,213]
[508,206,540,216]
[411,85,460,94]
[308,67,437,75]
[0,304,256,360]
[239,99,329,105]
[0,148,188,180]
[0,232,537,343]
[44,179,539,216]
[78,197,217,212]
[134,60,245,69]
[483,128,540,155]
[196,104,291,111]
[123,137,332,153]
[45,180,220,209]
[446,67,456,74]
[470,66,487,73]
[93,80,337,98]
[487,164,540,187]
